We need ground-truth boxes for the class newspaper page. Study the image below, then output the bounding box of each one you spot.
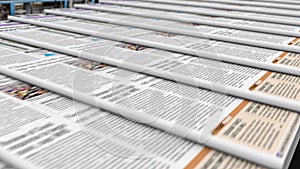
[0,75,266,169]
[9,11,300,57]
[1,21,300,113]
[43,7,300,46]
[0,30,299,168]
[87,0,300,25]
[8,14,300,76]
[109,0,300,17]
[0,39,267,169]
[42,8,300,64]
[70,4,300,37]
[193,0,300,10]
[184,0,299,10]
[250,0,300,5]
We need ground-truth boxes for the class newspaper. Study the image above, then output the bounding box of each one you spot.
[0,29,298,168]
[85,0,300,26]
[42,8,300,70]
[1,20,300,113]
[190,0,300,10]
[9,11,300,56]
[0,76,266,169]
[8,14,300,76]
[110,0,300,17]
[0,39,268,169]
[40,7,300,50]
[249,0,300,5]
[71,4,300,37]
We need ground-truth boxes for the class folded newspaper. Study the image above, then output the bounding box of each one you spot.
[3,17,300,112]
[0,1,300,168]
[71,3,300,37]
[0,38,267,169]
[0,21,299,168]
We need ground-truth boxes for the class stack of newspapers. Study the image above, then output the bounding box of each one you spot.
[0,0,300,168]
